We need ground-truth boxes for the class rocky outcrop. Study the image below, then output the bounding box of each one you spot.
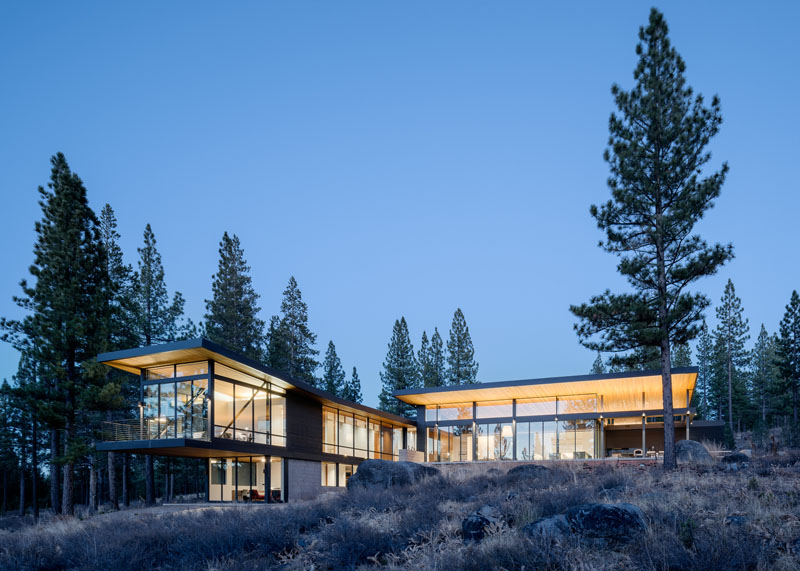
[522,503,646,543]
[346,460,440,490]
[675,440,714,465]
[462,505,503,543]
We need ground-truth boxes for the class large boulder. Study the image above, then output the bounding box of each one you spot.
[565,503,646,541]
[346,460,440,490]
[462,505,503,543]
[522,503,646,544]
[507,464,551,479]
[675,440,714,465]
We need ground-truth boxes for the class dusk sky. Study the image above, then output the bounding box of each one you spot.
[1,2,798,408]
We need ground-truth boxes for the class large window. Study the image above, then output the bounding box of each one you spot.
[209,456,283,502]
[476,400,512,419]
[324,407,401,459]
[213,372,285,446]
[142,370,209,441]
[321,462,358,487]
[475,422,513,461]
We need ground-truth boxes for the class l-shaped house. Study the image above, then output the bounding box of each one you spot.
[97,338,722,502]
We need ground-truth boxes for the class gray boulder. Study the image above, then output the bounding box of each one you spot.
[675,440,714,465]
[565,503,646,541]
[346,460,440,490]
[522,503,646,544]
[507,464,551,478]
[462,505,503,543]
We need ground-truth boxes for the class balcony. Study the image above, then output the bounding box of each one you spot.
[102,417,209,442]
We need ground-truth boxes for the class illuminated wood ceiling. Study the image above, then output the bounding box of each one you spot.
[394,371,697,413]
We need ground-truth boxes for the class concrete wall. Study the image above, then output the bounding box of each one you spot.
[287,458,323,500]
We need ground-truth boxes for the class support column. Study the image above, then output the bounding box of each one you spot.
[265,455,271,504]
[686,414,690,440]
[512,399,517,461]
[600,418,605,459]
[642,416,646,455]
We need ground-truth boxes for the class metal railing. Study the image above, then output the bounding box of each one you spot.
[102,417,209,442]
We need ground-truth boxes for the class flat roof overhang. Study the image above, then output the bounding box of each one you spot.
[393,367,698,413]
[98,338,414,428]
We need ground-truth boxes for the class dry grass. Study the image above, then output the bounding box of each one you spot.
[2,459,799,570]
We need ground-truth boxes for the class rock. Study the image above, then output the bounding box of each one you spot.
[522,514,570,540]
[522,503,647,544]
[564,503,647,542]
[722,452,750,464]
[724,515,748,527]
[462,505,503,543]
[675,440,714,465]
[507,464,551,478]
[346,460,440,490]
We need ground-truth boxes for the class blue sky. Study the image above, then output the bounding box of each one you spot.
[1,2,798,407]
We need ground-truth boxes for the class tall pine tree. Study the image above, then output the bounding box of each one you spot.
[673,343,692,367]
[714,279,750,434]
[419,328,448,387]
[591,353,606,374]
[695,323,713,419]
[204,232,265,360]
[134,224,193,346]
[446,309,479,385]
[569,9,733,469]
[751,324,778,425]
[1,153,110,515]
[379,317,419,415]
[266,277,319,384]
[321,341,346,397]
[777,291,800,423]
[342,366,363,404]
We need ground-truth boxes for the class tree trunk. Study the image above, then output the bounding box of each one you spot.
[32,420,39,521]
[2,469,7,515]
[88,453,97,515]
[727,354,734,434]
[145,455,155,506]
[18,461,26,517]
[62,355,76,517]
[49,428,60,515]
[108,451,118,510]
[122,454,129,507]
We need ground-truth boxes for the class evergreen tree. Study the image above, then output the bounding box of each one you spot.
[776,291,800,423]
[321,341,346,397]
[342,366,363,404]
[695,323,713,418]
[751,324,778,424]
[569,9,733,469]
[266,277,319,384]
[673,343,692,367]
[204,232,265,360]
[429,328,447,387]
[379,317,419,415]
[591,353,606,375]
[446,309,479,385]
[714,279,750,434]
[1,153,110,514]
[133,224,194,346]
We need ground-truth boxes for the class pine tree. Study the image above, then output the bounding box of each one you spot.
[776,291,800,423]
[673,343,692,367]
[321,341,346,397]
[134,224,194,346]
[204,232,265,360]
[99,204,138,511]
[591,353,606,375]
[446,309,479,385]
[695,323,713,419]
[751,324,778,424]
[266,277,319,384]
[430,328,446,387]
[714,279,750,434]
[379,317,419,415]
[342,366,363,404]
[569,9,733,470]
[1,153,110,515]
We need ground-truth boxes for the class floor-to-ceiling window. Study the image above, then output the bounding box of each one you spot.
[323,406,401,460]
[141,362,210,441]
[208,456,283,502]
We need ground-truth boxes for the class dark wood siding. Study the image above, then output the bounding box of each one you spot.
[286,390,323,455]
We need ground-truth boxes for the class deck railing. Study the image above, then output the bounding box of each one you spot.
[102,417,209,442]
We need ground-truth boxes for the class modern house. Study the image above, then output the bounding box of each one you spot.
[97,338,416,502]
[98,338,722,502]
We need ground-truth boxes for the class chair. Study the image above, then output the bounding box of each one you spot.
[633,449,643,457]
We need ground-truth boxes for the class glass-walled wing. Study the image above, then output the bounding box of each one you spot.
[322,406,403,460]
[212,368,286,446]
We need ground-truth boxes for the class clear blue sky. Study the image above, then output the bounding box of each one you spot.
[1,2,798,408]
